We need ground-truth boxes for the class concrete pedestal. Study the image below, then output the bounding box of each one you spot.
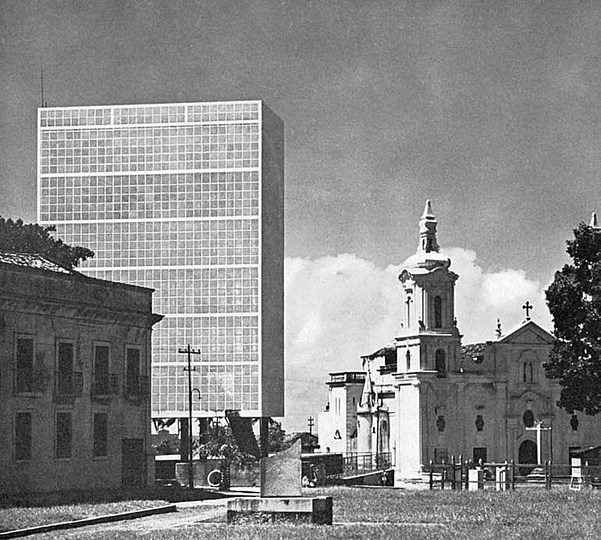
[226,496,333,525]
[468,469,484,491]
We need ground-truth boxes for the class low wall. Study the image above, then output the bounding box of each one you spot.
[339,468,394,486]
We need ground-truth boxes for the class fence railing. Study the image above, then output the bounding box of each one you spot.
[342,452,392,477]
[91,373,118,397]
[424,457,601,490]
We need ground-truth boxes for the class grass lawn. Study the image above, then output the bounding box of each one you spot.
[2,487,600,539]
[0,499,169,532]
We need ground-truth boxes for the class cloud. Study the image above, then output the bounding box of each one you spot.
[282,249,551,432]
[445,247,551,342]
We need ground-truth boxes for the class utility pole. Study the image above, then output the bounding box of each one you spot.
[307,416,314,436]
[178,345,201,489]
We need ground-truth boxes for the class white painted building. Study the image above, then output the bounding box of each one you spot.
[319,201,600,480]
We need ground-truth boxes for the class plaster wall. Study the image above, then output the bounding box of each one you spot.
[0,265,158,494]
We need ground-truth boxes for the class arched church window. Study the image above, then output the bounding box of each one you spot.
[435,349,446,377]
[523,361,534,382]
[406,350,411,372]
[523,410,535,428]
[571,414,579,431]
[436,415,446,432]
[405,295,412,327]
[434,296,442,328]
[475,415,484,432]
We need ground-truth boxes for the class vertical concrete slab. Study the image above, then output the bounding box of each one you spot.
[260,439,302,497]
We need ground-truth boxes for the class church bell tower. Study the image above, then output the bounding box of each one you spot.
[394,200,462,479]
[398,200,460,342]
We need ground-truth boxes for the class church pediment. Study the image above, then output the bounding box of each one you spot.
[499,320,554,345]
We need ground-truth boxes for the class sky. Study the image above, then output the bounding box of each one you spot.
[1,0,600,432]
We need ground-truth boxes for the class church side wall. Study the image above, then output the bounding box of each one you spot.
[396,381,422,479]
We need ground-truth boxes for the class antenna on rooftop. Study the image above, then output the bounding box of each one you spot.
[40,66,48,107]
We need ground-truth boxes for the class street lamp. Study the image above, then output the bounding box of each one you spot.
[192,388,202,450]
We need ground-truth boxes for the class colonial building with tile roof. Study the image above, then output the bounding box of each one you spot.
[0,251,162,494]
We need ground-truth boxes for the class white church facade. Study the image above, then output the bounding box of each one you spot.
[318,201,600,480]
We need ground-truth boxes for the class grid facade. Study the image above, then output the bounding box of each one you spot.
[38,101,284,418]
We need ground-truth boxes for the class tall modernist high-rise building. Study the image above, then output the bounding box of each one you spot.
[37,101,284,420]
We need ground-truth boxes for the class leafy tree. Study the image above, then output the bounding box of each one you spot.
[0,217,94,268]
[195,421,256,465]
[268,419,286,453]
[195,418,287,464]
[545,222,601,415]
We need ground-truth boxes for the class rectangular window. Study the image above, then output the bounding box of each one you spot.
[434,447,448,464]
[15,336,34,393]
[57,342,74,395]
[56,412,72,459]
[93,413,108,457]
[93,345,110,395]
[15,412,32,461]
[473,447,487,464]
[125,348,140,396]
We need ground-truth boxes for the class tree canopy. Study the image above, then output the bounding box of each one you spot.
[196,418,286,464]
[545,222,601,415]
[0,217,94,268]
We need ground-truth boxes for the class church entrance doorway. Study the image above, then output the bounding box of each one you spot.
[518,440,537,476]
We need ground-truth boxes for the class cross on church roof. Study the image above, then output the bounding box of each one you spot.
[522,301,533,320]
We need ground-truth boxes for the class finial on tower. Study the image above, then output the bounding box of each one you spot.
[495,319,503,339]
[591,212,600,230]
[418,199,440,253]
[422,199,435,220]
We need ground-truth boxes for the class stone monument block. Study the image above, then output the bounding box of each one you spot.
[227,496,333,525]
[260,439,302,497]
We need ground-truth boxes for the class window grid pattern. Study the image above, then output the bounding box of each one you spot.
[39,103,259,127]
[88,268,259,315]
[38,101,267,417]
[40,108,111,127]
[39,123,259,176]
[150,315,259,364]
[39,172,259,222]
[58,220,259,268]
[152,363,259,413]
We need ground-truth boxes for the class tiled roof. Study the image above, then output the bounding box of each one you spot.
[461,342,486,362]
[362,345,396,360]
[0,251,73,274]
